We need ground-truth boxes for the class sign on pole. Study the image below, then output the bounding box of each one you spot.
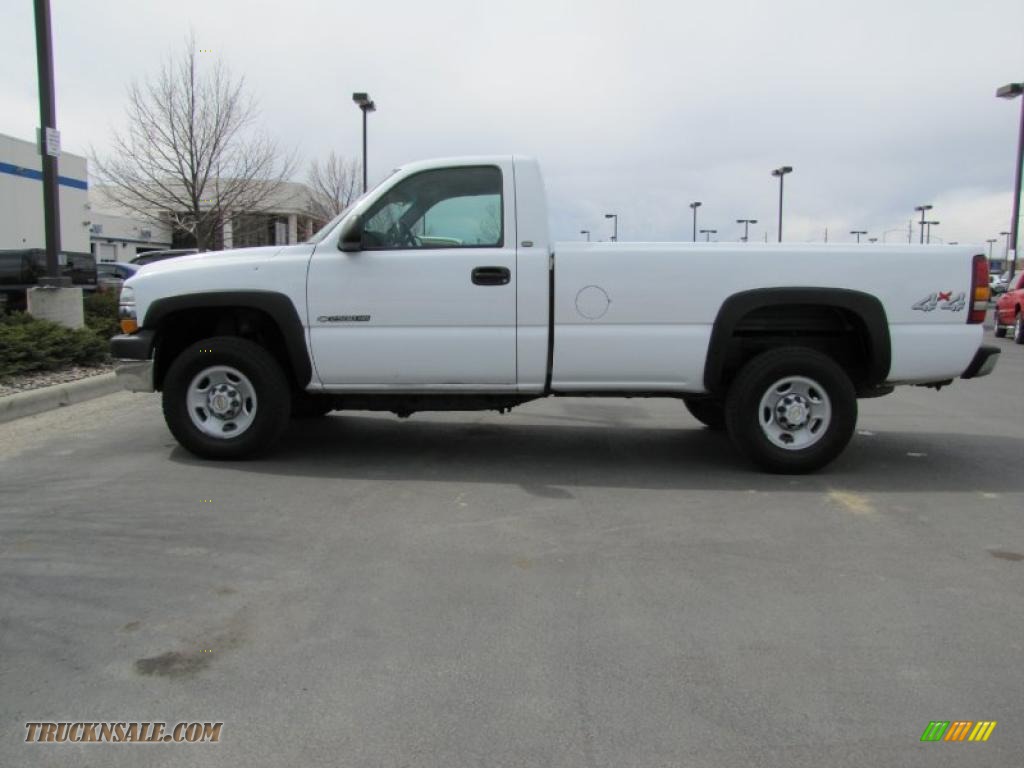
[35,127,61,157]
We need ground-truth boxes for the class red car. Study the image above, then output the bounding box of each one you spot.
[994,271,1024,343]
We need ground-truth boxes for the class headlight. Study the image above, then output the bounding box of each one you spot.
[118,286,138,334]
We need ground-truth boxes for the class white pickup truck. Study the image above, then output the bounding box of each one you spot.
[112,155,999,472]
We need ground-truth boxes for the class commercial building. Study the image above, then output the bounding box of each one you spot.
[0,131,90,254]
[3,132,323,265]
[88,203,174,263]
[91,180,323,258]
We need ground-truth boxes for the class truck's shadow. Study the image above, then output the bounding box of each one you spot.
[168,412,1024,495]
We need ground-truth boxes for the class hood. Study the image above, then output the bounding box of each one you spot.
[134,244,289,276]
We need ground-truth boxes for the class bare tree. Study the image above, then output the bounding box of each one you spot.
[305,152,362,223]
[91,33,296,251]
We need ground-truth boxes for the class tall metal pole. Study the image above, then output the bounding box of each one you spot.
[605,214,618,242]
[689,201,701,242]
[1009,94,1024,278]
[33,0,62,283]
[777,174,784,242]
[772,167,791,242]
[914,205,933,244]
[361,108,368,193]
[353,92,375,193]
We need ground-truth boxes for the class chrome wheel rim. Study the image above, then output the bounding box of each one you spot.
[186,366,257,438]
[758,376,832,450]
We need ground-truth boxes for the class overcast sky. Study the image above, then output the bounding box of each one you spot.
[2,0,1023,247]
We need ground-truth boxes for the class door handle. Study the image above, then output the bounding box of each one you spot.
[471,266,511,286]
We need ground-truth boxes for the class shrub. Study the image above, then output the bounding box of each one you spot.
[84,290,121,339]
[0,312,108,380]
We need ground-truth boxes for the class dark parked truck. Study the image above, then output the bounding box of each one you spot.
[110,155,1000,472]
[0,249,97,309]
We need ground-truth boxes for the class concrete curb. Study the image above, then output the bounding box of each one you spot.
[0,372,122,424]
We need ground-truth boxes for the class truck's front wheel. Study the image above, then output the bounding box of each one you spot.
[162,336,291,460]
[725,347,857,474]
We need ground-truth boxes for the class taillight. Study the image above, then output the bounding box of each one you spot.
[968,253,989,324]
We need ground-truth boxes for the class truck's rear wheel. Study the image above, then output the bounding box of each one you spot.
[993,310,1007,337]
[162,336,290,459]
[725,347,857,474]
[683,397,726,430]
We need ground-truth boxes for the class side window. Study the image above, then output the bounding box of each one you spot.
[363,201,413,243]
[360,166,503,250]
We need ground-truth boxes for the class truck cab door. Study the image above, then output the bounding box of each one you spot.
[306,162,517,389]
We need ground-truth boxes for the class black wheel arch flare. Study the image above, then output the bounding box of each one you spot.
[703,287,891,393]
[143,291,313,388]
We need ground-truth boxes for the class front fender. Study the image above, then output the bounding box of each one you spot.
[143,291,313,388]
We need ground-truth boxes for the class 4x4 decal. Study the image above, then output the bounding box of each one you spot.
[912,291,965,312]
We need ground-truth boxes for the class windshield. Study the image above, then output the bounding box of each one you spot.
[304,172,397,245]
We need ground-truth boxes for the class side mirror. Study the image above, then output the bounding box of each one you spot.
[338,216,363,252]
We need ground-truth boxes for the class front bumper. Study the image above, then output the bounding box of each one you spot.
[961,345,1000,379]
[111,330,156,392]
[114,360,154,392]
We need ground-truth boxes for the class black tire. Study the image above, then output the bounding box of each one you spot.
[1015,311,1024,345]
[993,313,1007,338]
[724,347,857,474]
[683,397,726,430]
[291,394,334,419]
[162,336,291,459]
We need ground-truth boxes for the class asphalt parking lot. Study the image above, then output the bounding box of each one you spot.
[2,335,1023,768]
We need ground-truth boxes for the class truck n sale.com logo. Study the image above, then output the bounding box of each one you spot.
[921,720,997,742]
[24,722,223,744]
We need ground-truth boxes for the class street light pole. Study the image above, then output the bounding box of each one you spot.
[689,202,702,242]
[850,229,867,243]
[1000,231,1012,265]
[771,166,792,242]
[352,92,376,193]
[700,228,717,242]
[736,218,757,242]
[580,229,590,241]
[33,0,63,284]
[987,238,998,261]
[914,204,933,244]
[924,220,939,244]
[605,213,618,242]
[997,82,1024,279]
